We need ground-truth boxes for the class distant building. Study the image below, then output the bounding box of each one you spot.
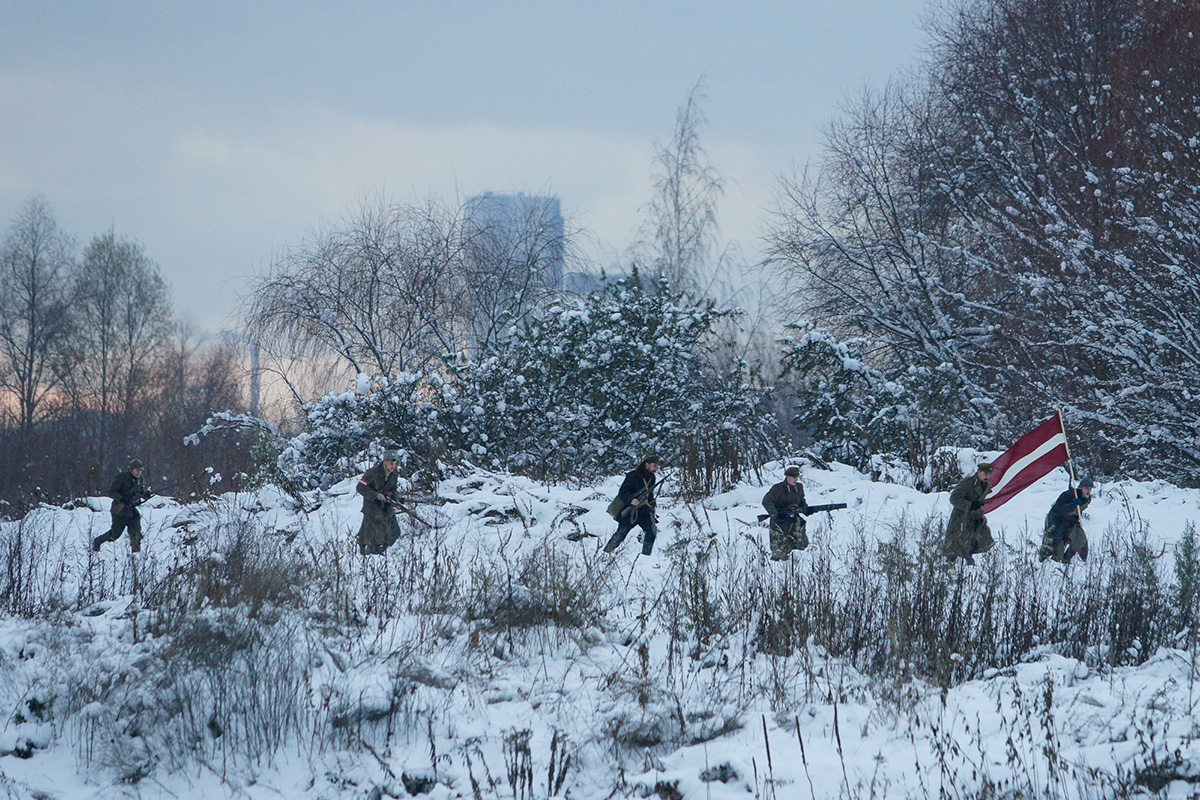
[463,193,564,289]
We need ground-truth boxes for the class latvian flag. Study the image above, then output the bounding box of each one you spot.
[981,413,1070,513]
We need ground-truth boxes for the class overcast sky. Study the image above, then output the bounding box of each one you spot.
[0,2,928,330]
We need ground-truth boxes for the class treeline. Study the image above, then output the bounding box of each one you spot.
[768,0,1200,485]
[0,198,250,515]
[10,0,1198,509]
[256,0,1200,496]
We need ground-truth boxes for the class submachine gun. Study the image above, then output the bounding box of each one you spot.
[757,502,847,523]
[116,483,175,513]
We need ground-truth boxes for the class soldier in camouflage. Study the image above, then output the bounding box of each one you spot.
[944,462,995,565]
[93,458,151,553]
[763,465,808,561]
[1039,478,1092,564]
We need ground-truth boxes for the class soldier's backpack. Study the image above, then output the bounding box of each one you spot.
[606,497,626,520]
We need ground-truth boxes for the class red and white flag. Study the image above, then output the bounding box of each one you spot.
[981,413,1069,513]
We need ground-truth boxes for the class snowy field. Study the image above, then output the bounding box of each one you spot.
[2,458,1199,799]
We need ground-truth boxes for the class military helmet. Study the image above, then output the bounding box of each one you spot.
[128,458,144,470]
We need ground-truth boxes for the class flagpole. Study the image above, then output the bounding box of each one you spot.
[1058,408,1082,521]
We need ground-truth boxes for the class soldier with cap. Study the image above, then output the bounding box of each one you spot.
[356,449,403,555]
[1039,478,1093,564]
[763,465,809,561]
[93,458,151,553]
[604,453,660,556]
[944,462,996,564]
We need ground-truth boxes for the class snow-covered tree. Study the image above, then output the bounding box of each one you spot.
[279,371,457,490]
[452,274,770,490]
[771,0,1200,482]
[780,322,963,479]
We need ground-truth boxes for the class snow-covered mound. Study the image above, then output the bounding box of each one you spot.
[2,460,1198,798]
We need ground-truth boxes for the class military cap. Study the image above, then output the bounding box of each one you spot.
[128,458,144,470]
[976,462,994,473]
[641,452,661,465]
[784,465,801,477]
[1078,477,1094,488]
[382,450,400,461]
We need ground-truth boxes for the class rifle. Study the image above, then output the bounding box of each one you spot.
[757,502,847,522]
[116,483,176,512]
[379,493,431,526]
[619,473,671,519]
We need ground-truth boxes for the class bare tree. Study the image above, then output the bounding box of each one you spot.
[0,198,76,438]
[243,196,477,392]
[68,229,174,465]
[640,80,725,295]
[461,193,568,351]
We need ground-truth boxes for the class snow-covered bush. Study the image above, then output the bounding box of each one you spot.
[450,275,771,488]
[275,277,772,492]
[280,371,458,489]
[780,322,966,485]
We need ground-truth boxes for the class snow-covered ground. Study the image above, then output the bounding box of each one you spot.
[2,458,1199,798]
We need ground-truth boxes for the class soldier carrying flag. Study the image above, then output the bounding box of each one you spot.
[946,410,1095,566]
[1039,477,1093,564]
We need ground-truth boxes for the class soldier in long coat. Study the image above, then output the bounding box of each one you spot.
[944,462,995,564]
[93,458,150,553]
[1039,478,1092,564]
[357,450,402,555]
[604,453,659,556]
[763,465,809,561]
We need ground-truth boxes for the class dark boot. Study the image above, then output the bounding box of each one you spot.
[604,525,631,553]
[93,528,119,552]
[640,524,656,556]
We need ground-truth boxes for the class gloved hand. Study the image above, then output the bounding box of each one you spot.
[970,501,984,510]
[1069,498,1084,507]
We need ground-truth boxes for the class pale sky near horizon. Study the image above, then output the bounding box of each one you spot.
[0,2,929,330]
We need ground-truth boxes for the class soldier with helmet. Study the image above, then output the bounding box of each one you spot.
[93,458,151,553]
[763,465,809,561]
